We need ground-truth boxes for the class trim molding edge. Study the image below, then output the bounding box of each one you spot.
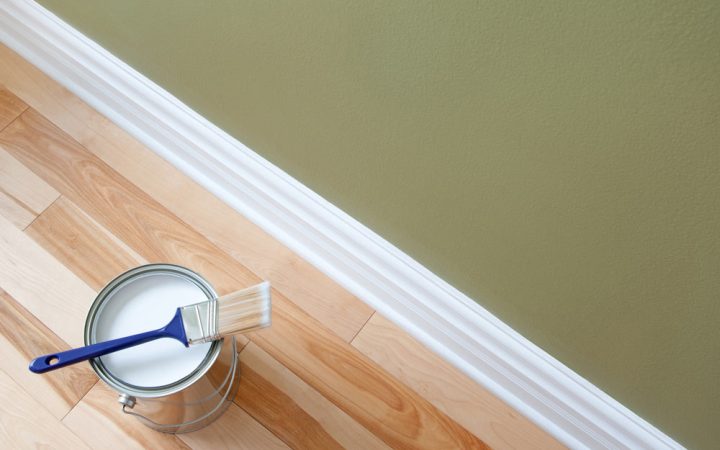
[0,1,681,448]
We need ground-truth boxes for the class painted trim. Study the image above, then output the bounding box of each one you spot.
[0,1,682,448]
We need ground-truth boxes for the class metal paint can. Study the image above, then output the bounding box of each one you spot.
[84,264,239,433]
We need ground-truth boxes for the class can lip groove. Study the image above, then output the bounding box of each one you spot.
[84,263,223,398]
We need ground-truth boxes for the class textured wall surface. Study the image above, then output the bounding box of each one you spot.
[35,1,719,447]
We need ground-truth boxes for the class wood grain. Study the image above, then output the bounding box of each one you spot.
[0,369,89,449]
[238,342,391,450]
[235,362,344,449]
[353,314,566,449]
[26,196,145,291]
[0,109,488,449]
[0,43,373,342]
[250,298,488,449]
[0,289,97,420]
[0,212,96,348]
[0,86,26,129]
[63,382,190,450]
[177,401,289,450]
[0,147,59,222]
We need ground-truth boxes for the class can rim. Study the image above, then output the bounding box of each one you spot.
[84,263,222,398]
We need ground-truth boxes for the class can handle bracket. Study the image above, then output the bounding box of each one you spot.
[118,393,136,409]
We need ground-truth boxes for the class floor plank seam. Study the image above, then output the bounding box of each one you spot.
[0,279,80,352]
[22,192,61,231]
[60,379,100,422]
[0,101,28,133]
[349,311,376,345]
[0,184,36,216]
[236,337,251,354]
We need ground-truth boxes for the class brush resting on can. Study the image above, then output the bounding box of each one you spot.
[29,281,271,374]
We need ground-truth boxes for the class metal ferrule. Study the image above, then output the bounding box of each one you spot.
[181,299,219,345]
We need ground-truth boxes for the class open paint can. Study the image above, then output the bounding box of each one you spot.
[84,264,239,433]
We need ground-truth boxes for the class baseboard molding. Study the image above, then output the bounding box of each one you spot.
[0,1,682,448]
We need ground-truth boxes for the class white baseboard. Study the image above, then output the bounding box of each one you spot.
[0,1,682,448]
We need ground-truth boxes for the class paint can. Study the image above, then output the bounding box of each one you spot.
[84,263,239,433]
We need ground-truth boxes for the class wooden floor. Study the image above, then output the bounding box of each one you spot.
[0,44,563,450]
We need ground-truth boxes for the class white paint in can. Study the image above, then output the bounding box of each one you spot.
[93,272,212,387]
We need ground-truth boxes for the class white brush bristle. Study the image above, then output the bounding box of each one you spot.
[217,281,271,336]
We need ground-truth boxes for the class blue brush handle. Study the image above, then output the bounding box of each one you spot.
[29,309,188,374]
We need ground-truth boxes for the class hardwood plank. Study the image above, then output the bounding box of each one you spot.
[0,43,373,342]
[0,147,59,217]
[0,289,97,420]
[237,342,391,450]
[353,314,566,449]
[0,188,34,229]
[0,212,96,348]
[177,401,289,450]
[0,109,487,449]
[26,196,145,291]
[235,363,343,449]
[0,85,27,129]
[62,382,190,450]
[0,369,89,449]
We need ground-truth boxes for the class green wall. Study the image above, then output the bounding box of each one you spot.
[36,1,719,447]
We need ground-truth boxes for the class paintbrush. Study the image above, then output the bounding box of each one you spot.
[29,281,271,374]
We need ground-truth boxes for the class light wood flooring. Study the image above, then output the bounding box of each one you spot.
[0,44,563,449]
